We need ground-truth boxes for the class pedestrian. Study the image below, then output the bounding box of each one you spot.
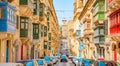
[81,62,84,66]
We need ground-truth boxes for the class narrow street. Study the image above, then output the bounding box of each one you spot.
[0,0,120,66]
[54,60,75,66]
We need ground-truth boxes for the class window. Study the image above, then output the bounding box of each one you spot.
[44,41,47,49]
[39,3,45,16]
[0,8,4,18]
[48,33,51,40]
[19,0,28,5]
[94,28,99,36]
[99,36,105,42]
[99,28,104,35]
[21,23,24,29]
[99,1,105,11]
[44,26,47,36]
[20,17,29,37]
[20,17,28,29]
[47,13,50,21]
[104,20,108,35]
[33,24,39,39]
[76,30,81,38]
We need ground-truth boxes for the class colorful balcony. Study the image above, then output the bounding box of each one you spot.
[0,2,17,34]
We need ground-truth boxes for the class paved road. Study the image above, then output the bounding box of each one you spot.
[54,60,75,66]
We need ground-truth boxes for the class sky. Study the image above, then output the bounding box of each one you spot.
[53,0,74,25]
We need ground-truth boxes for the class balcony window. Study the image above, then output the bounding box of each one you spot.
[99,36,105,42]
[0,8,4,19]
[44,41,47,49]
[39,3,45,16]
[47,13,50,21]
[48,33,51,41]
[76,30,81,38]
[20,17,28,37]
[19,0,28,5]
[94,28,99,36]
[33,9,37,15]
[44,26,47,36]
[99,28,104,35]
[33,23,39,39]
[98,1,105,12]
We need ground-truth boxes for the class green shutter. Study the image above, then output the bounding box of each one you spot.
[19,0,28,5]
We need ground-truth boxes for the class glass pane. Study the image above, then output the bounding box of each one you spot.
[100,28,104,35]
[21,23,24,29]
[26,19,28,22]
[25,23,28,29]
[21,19,25,22]
[99,36,105,42]
[36,29,38,34]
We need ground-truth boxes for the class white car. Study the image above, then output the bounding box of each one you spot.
[0,63,24,66]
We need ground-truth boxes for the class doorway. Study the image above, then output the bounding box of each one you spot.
[6,40,9,62]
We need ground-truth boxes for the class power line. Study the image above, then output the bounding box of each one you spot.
[55,10,74,12]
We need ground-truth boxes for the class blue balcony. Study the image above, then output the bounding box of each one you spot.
[0,2,17,34]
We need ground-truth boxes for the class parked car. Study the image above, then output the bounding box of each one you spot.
[68,56,74,63]
[17,60,39,66]
[0,63,24,66]
[51,56,58,64]
[93,60,117,66]
[37,59,47,66]
[72,57,79,66]
[44,56,53,66]
[60,55,68,62]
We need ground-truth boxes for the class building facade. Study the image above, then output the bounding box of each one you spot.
[0,0,59,63]
[108,0,120,62]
